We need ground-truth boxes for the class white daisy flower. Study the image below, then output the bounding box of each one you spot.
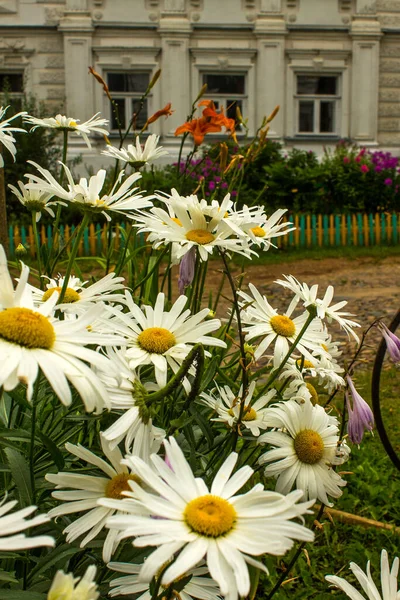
[275,275,360,342]
[223,207,295,250]
[25,161,153,221]
[200,381,276,437]
[239,283,328,368]
[8,180,63,222]
[48,565,99,600]
[46,434,150,563]
[326,549,399,600]
[29,272,127,315]
[102,437,315,600]
[136,189,254,262]
[24,112,109,149]
[0,497,54,551]
[258,399,348,506]
[102,134,169,169]
[108,562,222,600]
[98,347,166,457]
[0,105,27,167]
[108,291,226,390]
[0,246,123,411]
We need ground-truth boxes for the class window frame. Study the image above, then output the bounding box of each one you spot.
[104,70,152,135]
[294,73,341,137]
[0,71,25,112]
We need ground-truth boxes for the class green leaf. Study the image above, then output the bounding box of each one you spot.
[37,431,65,470]
[0,569,17,584]
[28,544,80,579]
[4,448,32,507]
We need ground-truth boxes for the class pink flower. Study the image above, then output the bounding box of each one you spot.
[379,322,400,363]
[384,178,393,186]
[346,375,374,445]
[360,164,369,173]
[343,156,350,164]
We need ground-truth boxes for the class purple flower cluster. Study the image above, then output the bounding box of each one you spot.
[174,157,237,197]
[369,150,399,172]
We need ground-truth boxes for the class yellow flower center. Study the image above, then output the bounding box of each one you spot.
[296,359,315,369]
[105,473,140,499]
[0,307,55,349]
[250,226,266,238]
[185,229,215,245]
[138,327,176,354]
[42,286,80,304]
[69,120,78,127]
[321,343,329,352]
[306,382,319,405]
[184,494,236,537]
[294,429,324,464]
[171,217,182,226]
[270,315,296,337]
[242,405,257,421]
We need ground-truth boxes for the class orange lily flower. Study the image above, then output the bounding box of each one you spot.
[175,117,221,146]
[145,103,174,127]
[200,100,237,137]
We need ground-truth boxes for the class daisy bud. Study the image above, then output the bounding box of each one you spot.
[15,243,27,257]
[346,375,374,444]
[178,247,196,295]
[378,322,400,363]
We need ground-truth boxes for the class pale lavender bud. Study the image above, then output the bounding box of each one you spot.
[346,375,374,445]
[178,247,196,295]
[379,322,400,363]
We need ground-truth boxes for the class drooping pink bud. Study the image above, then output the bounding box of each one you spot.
[178,247,196,295]
[379,322,400,363]
[346,375,374,445]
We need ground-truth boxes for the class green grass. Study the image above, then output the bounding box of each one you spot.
[258,369,400,599]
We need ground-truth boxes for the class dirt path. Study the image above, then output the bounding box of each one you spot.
[205,255,400,364]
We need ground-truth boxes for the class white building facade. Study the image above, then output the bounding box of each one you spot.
[1,0,400,165]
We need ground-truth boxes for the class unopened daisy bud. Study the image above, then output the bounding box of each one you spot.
[346,375,374,445]
[15,243,27,257]
[206,309,216,320]
[379,322,400,363]
[178,247,196,295]
[244,343,255,361]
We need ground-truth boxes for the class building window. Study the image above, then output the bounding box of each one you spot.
[0,72,24,112]
[202,73,246,124]
[106,72,150,132]
[295,75,339,135]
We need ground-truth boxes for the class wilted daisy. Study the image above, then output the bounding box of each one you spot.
[25,161,153,221]
[259,399,349,506]
[109,291,226,390]
[46,434,150,563]
[200,380,276,436]
[29,272,126,315]
[8,180,62,222]
[0,497,54,551]
[98,347,166,457]
[108,562,221,600]
[275,275,360,342]
[0,105,27,167]
[48,565,99,600]
[24,112,109,148]
[326,549,399,600]
[0,246,122,410]
[102,134,169,169]
[239,283,328,367]
[136,189,254,261]
[103,437,314,600]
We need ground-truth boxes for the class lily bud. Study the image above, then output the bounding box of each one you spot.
[346,375,374,445]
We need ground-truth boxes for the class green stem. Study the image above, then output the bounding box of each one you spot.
[58,213,90,304]
[134,247,168,293]
[266,504,325,600]
[32,213,43,288]
[218,250,248,451]
[29,379,40,505]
